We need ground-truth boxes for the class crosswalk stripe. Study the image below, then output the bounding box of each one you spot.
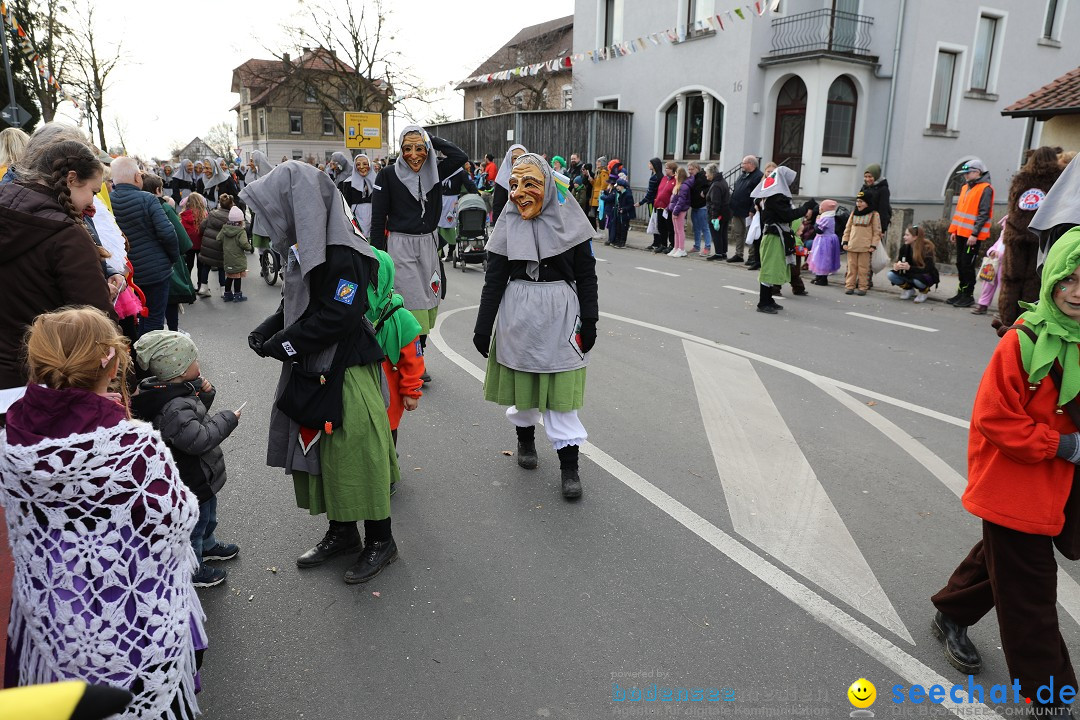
[846,312,938,332]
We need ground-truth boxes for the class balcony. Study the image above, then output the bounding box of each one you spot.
[762,9,877,66]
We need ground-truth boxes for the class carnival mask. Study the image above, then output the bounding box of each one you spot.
[509,163,545,221]
[401,132,428,172]
[356,157,370,175]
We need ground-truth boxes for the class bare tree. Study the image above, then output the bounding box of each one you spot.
[6,0,74,123]
[67,1,122,150]
[204,122,236,159]
[110,116,127,156]
[468,24,571,116]
[166,139,187,160]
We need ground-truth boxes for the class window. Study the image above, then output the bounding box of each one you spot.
[339,89,350,107]
[258,110,265,135]
[322,112,335,135]
[562,86,573,109]
[241,87,249,103]
[710,102,724,160]
[289,112,303,134]
[823,76,857,156]
[1044,0,1061,38]
[970,15,998,92]
[242,113,250,137]
[603,0,624,46]
[683,93,704,158]
[305,87,316,103]
[474,99,484,117]
[599,99,619,110]
[930,50,958,128]
[493,96,502,114]
[292,149,303,160]
[663,102,678,159]
[325,151,334,162]
[686,0,715,34]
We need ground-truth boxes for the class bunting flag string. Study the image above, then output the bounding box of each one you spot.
[0,1,81,111]
[452,0,778,89]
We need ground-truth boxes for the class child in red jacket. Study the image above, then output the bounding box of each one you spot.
[931,226,1080,713]
[366,248,424,446]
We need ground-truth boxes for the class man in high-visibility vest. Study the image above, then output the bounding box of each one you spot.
[947,159,995,308]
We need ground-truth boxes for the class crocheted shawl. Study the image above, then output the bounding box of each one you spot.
[0,420,206,720]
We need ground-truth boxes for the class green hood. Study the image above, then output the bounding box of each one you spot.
[1017,225,1080,405]
[365,248,422,363]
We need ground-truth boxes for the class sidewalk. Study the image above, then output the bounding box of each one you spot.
[616,228,962,303]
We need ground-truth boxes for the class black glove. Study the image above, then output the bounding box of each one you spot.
[248,331,266,357]
[260,332,293,362]
[579,319,597,354]
[473,333,490,358]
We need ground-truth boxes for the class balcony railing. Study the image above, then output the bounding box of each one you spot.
[767,9,874,60]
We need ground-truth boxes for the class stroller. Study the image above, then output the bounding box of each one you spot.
[452,193,489,271]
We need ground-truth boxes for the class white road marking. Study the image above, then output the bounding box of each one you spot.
[846,312,938,333]
[685,341,912,642]
[595,257,608,262]
[428,305,1000,720]
[817,379,1080,628]
[635,266,680,277]
[723,285,760,294]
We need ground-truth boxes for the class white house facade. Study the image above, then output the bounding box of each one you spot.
[571,0,1078,218]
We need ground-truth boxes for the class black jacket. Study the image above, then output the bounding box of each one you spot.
[690,170,709,209]
[859,178,892,231]
[338,179,373,207]
[369,136,468,248]
[492,185,510,225]
[255,244,384,370]
[730,168,764,218]
[640,159,663,206]
[707,176,731,221]
[895,242,940,288]
[111,183,179,286]
[758,194,815,230]
[131,379,238,503]
[474,242,599,337]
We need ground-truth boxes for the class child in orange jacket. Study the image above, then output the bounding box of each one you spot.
[366,248,424,443]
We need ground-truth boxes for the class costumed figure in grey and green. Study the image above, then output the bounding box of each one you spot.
[245,150,276,275]
[750,165,816,315]
[241,161,401,585]
[370,125,468,379]
[473,153,598,500]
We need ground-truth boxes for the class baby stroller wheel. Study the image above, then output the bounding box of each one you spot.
[263,250,280,286]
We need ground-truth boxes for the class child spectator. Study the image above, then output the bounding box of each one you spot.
[887,225,940,303]
[842,191,881,295]
[180,192,207,282]
[220,205,252,302]
[972,235,1005,315]
[610,178,635,248]
[131,330,241,588]
[0,307,206,715]
[197,194,232,300]
[808,200,842,285]
[366,248,425,464]
[667,167,692,258]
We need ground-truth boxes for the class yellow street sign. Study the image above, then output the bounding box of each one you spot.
[344,112,382,149]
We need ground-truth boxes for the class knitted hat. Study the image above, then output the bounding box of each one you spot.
[616,178,629,188]
[864,164,881,180]
[228,206,244,223]
[133,331,198,381]
[819,199,838,213]
[856,191,868,202]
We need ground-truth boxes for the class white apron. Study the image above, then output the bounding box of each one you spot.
[387,230,442,311]
[494,280,589,374]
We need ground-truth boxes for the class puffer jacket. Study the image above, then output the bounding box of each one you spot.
[669,176,694,216]
[130,377,238,503]
[110,183,179,286]
[198,207,230,267]
[0,182,114,388]
[220,223,252,274]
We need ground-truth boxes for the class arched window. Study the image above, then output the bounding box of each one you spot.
[822,76,857,157]
[663,102,678,159]
[684,93,705,158]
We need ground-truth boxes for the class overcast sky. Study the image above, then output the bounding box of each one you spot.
[47,0,575,159]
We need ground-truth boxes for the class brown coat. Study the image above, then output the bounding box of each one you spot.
[842,211,881,252]
[997,168,1063,328]
[0,183,114,388]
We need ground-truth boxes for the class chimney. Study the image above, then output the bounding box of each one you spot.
[282,52,291,68]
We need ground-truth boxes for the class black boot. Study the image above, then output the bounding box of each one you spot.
[557,445,582,500]
[297,521,362,568]
[516,425,538,469]
[344,538,398,584]
[932,611,982,674]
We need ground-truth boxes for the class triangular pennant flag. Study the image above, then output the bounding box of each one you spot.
[706,16,715,28]
[726,10,734,22]
[734,8,745,19]
[770,0,781,11]
[716,14,724,30]
[756,1,764,15]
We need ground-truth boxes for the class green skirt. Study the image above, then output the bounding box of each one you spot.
[483,338,586,412]
[251,233,271,250]
[758,233,791,286]
[293,363,399,521]
[411,307,439,335]
[438,227,458,246]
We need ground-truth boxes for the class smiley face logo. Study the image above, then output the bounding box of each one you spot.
[847,679,876,709]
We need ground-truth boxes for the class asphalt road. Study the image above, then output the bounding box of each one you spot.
[185,241,1078,720]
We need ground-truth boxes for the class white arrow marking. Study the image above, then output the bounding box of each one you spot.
[683,339,913,643]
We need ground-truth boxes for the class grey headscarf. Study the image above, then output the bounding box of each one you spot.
[486,153,593,280]
[751,165,796,199]
[393,125,440,209]
[494,144,528,190]
[1030,157,1080,271]
[201,157,230,191]
[350,153,375,194]
[240,161,375,327]
[328,151,351,181]
[248,150,274,180]
[172,160,195,184]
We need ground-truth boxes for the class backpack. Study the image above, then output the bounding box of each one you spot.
[833,204,851,239]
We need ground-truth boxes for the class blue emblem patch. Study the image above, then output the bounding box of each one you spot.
[334,279,358,305]
[415,339,424,357]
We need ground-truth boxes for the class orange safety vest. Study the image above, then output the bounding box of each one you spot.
[948,182,994,241]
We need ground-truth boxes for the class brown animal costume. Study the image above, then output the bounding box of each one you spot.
[995,147,1063,331]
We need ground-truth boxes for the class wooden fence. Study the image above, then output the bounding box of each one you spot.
[426,109,633,166]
